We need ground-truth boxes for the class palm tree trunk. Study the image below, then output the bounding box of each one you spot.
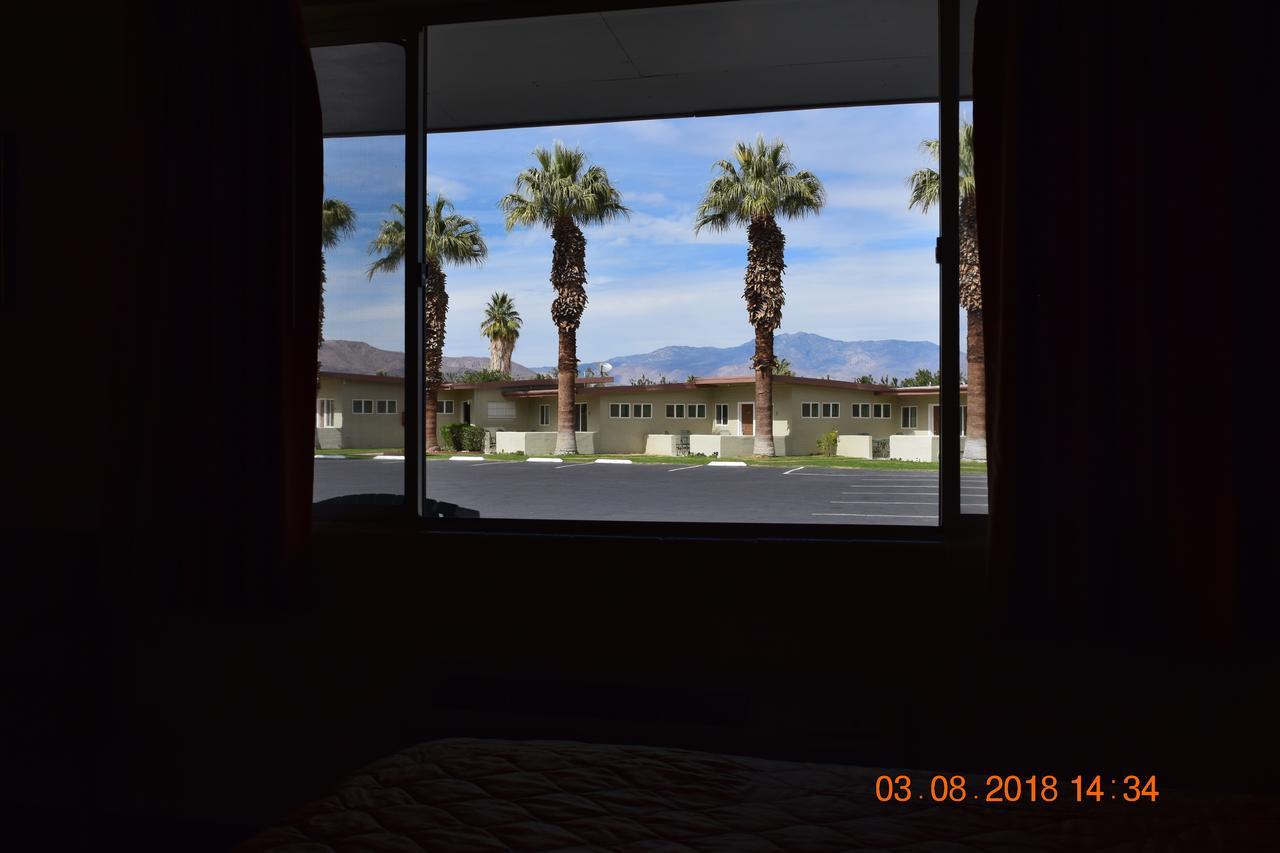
[963,308,986,458]
[958,192,986,461]
[745,215,786,456]
[752,324,775,456]
[488,337,502,372]
[424,259,448,453]
[551,217,588,455]
[501,336,514,376]
[555,328,578,454]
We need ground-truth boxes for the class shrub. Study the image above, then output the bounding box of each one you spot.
[817,429,839,456]
[439,423,487,452]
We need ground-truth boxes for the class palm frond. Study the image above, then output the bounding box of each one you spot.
[693,135,825,233]
[322,198,357,249]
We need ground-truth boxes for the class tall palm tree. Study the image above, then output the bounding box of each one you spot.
[694,136,825,456]
[500,142,628,454]
[907,119,985,461]
[480,292,523,375]
[319,198,357,384]
[367,195,486,453]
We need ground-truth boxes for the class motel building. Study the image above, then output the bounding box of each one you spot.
[316,371,968,461]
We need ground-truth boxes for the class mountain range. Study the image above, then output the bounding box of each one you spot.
[319,332,962,385]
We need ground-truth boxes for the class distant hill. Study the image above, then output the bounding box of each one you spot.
[319,340,539,379]
[531,332,964,385]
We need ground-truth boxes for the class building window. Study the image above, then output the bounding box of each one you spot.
[821,402,839,418]
[609,403,632,418]
[352,399,374,414]
[901,406,918,429]
[801,402,819,418]
[437,399,454,414]
[375,399,398,414]
[688,403,706,418]
[635,403,652,418]
[960,405,967,436]
[539,404,550,425]
[714,404,729,425]
[317,399,335,427]
[873,403,891,419]
[666,403,685,418]
[851,403,869,418]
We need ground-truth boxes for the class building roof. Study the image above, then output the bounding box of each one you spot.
[500,375,966,398]
[319,370,616,391]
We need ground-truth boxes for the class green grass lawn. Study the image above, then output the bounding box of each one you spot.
[321,447,986,473]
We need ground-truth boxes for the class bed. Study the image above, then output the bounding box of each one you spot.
[235,737,1278,852]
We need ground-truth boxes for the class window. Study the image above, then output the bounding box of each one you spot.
[486,401,516,420]
[609,403,632,418]
[317,399,335,427]
[901,406,918,429]
[635,403,653,418]
[873,403,891,419]
[714,404,729,425]
[801,402,819,418]
[851,403,869,418]
[376,399,398,414]
[960,405,967,436]
[386,400,397,414]
[688,404,706,418]
[821,402,839,418]
[666,403,685,418]
[437,399,454,414]
[352,399,373,414]
[539,404,550,426]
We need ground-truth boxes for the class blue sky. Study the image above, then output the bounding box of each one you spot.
[321,102,944,367]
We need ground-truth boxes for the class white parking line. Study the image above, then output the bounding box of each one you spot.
[554,462,597,469]
[469,461,515,467]
[830,500,936,505]
[812,512,938,519]
[668,464,704,472]
[781,467,806,475]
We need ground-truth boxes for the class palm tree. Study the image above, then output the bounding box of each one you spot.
[480,292,523,375]
[319,199,357,385]
[907,119,984,460]
[500,142,628,454]
[367,195,486,453]
[694,136,825,456]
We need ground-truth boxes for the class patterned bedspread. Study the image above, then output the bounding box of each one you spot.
[236,737,1278,851]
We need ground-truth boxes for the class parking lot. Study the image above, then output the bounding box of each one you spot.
[314,459,988,525]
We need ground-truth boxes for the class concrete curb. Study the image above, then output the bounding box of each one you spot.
[707,461,747,467]
[594,459,633,464]
[314,455,348,460]
[373,455,405,461]
[527,457,562,463]
[450,455,486,461]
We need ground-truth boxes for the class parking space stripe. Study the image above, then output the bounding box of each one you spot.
[830,500,936,505]
[781,467,806,474]
[811,512,938,519]
[668,465,704,472]
[554,462,597,469]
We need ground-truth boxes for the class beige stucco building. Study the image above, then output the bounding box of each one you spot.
[317,371,968,459]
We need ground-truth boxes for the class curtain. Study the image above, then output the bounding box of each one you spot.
[976,0,1277,647]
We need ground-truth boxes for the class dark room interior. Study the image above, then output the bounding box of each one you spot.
[2,0,1278,850]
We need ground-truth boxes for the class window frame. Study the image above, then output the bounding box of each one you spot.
[538,404,550,426]
[901,405,918,429]
[801,402,819,419]
[687,403,705,419]
[436,399,454,415]
[391,0,979,543]
[821,402,839,418]
[714,403,729,426]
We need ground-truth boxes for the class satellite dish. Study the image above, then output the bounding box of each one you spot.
[600,363,613,372]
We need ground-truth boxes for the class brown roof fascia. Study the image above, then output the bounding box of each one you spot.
[442,375,615,392]
[501,374,899,398]
[875,384,970,396]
